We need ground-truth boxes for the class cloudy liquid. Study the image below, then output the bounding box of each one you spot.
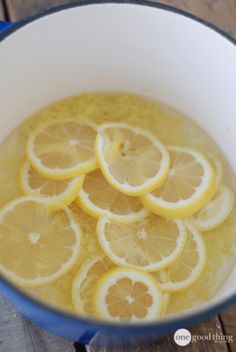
[1,92,236,315]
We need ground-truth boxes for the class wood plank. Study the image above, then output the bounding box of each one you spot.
[0,0,5,20]
[219,306,236,351]
[0,293,231,352]
[87,317,228,352]
[0,290,230,352]
[5,0,236,38]
[0,295,75,352]
[5,0,71,21]
[0,291,229,352]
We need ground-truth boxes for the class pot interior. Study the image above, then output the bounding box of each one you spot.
[0,2,236,318]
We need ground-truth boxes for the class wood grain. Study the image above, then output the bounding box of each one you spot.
[87,317,228,352]
[5,0,236,38]
[0,0,5,20]
[157,317,228,352]
[219,305,236,351]
[0,295,74,352]
[0,292,229,352]
[6,0,69,21]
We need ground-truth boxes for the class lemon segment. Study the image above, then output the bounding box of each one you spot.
[0,197,81,287]
[28,264,79,311]
[76,169,149,223]
[95,123,170,196]
[158,221,206,292]
[92,267,163,322]
[20,160,84,211]
[141,146,216,218]
[97,214,187,271]
[72,255,114,315]
[192,185,234,231]
[26,119,98,179]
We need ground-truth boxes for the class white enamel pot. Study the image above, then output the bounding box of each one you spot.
[0,0,236,347]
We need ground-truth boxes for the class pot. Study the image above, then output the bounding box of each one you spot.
[0,0,236,347]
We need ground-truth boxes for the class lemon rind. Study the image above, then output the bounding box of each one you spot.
[159,221,206,292]
[95,123,170,196]
[72,254,106,314]
[0,197,82,287]
[192,185,234,231]
[140,146,216,218]
[96,216,187,271]
[26,119,98,180]
[76,188,149,224]
[20,160,85,211]
[92,266,163,321]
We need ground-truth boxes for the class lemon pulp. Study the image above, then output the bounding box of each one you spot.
[0,92,235,316]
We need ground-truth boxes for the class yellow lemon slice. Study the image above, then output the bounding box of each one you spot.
[76,169,149,223]
[151,270,171,316]
[141,146,215,218]
[20,160,84,211]
[158,222,206,292]
[192,185,234,231]
[92,267,163,322]
[26,119,97,179]
[97,214,186,271]
[95,123,170,196]
[28,264,79,311]
[72,255,114,315]
[0,197,81,287]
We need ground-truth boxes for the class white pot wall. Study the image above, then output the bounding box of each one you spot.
[0,2,236,315]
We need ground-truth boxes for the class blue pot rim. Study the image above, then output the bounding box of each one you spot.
[0,0,236,332]
[0,0,236,45]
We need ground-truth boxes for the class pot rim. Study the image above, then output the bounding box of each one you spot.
[0,0,236,45]
[0,0,235,333]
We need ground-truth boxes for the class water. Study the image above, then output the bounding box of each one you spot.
[0,92,236,316]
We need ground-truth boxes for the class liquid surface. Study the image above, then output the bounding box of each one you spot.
[0,92,236,317]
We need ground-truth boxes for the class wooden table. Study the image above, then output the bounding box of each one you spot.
[0,1,236,351]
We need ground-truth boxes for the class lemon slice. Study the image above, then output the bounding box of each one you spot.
[162,294,170,316]
[0,197,81,287]
[158,222,206,292]
[141,146,215,218]
[97,214,186,271]
[72,255,114,315]
[207,152,223,192]
[28,264,79,311]
[20,160,84,210]
[76,169,149,223]
[192,185,234,231]
[26,119,97,179]
[151,270,171,315]
[92,267,163,322]
[95,123,170,196]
